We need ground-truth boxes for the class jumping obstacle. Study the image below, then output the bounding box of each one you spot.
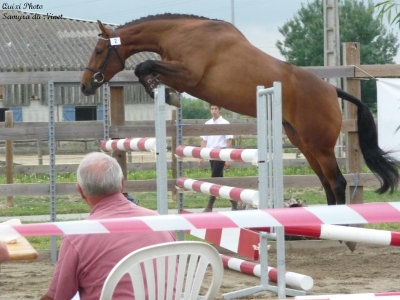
[181,208,314,291]
[220,254,314,291]
[175,145,258,164]
[100,138,156,152]
[177,83,303,298]
[176,177,259,206]
[295,291,400,299]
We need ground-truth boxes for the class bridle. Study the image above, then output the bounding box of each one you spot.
[85,29,125,84]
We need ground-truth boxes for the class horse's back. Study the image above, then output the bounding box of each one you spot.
[162,17,342,130]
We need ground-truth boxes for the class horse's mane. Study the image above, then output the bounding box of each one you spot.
[117,13,225,28]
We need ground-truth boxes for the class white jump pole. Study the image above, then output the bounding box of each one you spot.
[295,291,400,300]
[220,254,314,291]
[254,224,400,247]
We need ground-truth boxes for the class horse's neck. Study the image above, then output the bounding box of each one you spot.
[120,20,182,55]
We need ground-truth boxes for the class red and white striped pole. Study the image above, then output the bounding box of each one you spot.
[220,254,314,291]
[176,177,258,206]
[100,138,156,152]
[175,145,258,164]
[2,202,400,237]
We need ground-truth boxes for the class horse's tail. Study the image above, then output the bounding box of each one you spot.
[336,87,400,194]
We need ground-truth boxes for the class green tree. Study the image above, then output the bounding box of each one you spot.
[276,0,399,112]
[181,97,210,119]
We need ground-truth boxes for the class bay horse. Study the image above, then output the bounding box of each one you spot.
[80,14,400,206]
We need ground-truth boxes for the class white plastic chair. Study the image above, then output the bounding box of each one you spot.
[99,241,223,300]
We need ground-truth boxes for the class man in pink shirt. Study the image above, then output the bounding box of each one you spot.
[41,152,176,300]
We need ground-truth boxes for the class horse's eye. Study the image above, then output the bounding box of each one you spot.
[95,49,103,55]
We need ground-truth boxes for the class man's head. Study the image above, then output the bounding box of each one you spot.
[76,152,123,199]
[210,104,221,120]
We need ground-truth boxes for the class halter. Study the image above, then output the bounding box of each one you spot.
[85,29,125,84]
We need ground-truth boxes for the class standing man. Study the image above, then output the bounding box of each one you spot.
[198,105,235,212]
[41,152,176,300]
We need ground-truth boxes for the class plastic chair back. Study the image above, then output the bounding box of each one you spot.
[99,241,223,300]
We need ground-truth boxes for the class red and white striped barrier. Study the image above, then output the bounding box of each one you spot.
[190,228,259,259]
[253,224,400,247]
[100,138,156,152]
[1,202,400,237]
[176,177,258,206]
[175,145,258,164]
[221,254,314,291]
[180,209,259,260]
[295,291,400,300]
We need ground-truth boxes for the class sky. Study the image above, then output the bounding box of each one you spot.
[18,0,400,63]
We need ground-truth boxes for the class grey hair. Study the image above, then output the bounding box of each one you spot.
[77,152,123,197]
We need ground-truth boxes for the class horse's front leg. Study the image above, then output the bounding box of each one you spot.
[135,63,180,107]
[135,60,202,106]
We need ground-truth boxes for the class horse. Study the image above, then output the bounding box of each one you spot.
[80,13,400,206]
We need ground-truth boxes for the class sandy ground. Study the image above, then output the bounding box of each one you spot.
[1,241,400,299]
[2,154,398,299]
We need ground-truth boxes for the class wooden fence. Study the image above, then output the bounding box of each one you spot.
[1,42,400,204]
[0,103,380,198]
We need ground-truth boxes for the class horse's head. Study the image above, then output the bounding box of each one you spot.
[81,21,126,96]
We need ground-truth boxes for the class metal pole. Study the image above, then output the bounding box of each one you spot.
[5,111,14,207]
[48,80,57,264]
[154,85,168,215]
[231,0,238,119]
[176,94,185,241]
[102,83,110,141]
[324,0,343,157]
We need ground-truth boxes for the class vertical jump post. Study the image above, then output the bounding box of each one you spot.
[47,80,57,264]
[154,85,168,215]
[223,82,305,299]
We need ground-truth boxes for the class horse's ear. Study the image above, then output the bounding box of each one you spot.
[97,20,109,37]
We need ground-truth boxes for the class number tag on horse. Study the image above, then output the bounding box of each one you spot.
[110,37,121,46]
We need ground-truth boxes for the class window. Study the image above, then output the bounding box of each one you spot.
[0,108,8,122]
[75,106,97,121]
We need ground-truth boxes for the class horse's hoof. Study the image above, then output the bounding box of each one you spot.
[167,91,180,108]
[344,241,357,252]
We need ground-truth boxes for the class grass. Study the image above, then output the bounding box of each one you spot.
[1,166,399,250]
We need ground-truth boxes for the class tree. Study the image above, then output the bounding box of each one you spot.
[374,0,400,28]
[181,97,210,119]
[276,0,399,112]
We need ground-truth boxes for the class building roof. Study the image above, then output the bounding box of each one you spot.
[0,10,158,106]
[0,9,159,71]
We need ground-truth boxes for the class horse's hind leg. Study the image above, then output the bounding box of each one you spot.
[299,149,345,205]
[312,150,347,205]
[283,122,344,205]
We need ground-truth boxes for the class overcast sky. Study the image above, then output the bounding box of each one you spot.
[19,0,400,62]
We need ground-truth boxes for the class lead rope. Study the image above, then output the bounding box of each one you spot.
[350,173,367,200]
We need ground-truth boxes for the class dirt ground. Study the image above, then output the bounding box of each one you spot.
[1,241,400,299]
[2,154,399,298]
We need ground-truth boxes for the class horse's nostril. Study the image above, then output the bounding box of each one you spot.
[81,84,85,93]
